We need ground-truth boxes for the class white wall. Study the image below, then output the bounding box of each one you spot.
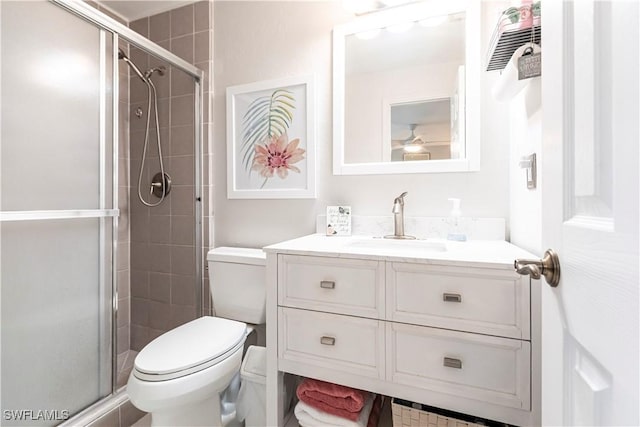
[481,0,542,255]
[213,1,511,248]
[508,79,542,254]
[479,0,543,255]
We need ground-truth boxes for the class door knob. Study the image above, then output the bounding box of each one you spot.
[514,249,561,287]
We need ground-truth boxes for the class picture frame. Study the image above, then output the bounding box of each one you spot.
[226,75,316,199]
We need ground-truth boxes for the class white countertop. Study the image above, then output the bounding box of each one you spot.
[263,234,537,270]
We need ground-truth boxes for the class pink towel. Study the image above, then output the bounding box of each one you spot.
[296,378,368,421]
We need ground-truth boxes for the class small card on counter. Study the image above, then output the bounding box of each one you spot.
[326,206,351,236]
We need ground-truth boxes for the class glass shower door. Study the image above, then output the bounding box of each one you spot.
[1,1,116,425]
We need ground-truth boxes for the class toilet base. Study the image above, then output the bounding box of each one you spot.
[149,383,244,427]
[128,345,243,427]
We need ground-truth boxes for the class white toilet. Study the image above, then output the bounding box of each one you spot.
[127,247,266,427]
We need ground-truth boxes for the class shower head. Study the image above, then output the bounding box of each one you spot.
[144,66,166,80]
[117,48,147,83]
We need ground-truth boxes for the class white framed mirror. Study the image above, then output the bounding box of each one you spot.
[333,0,480,175]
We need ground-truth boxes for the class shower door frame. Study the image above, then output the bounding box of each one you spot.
[51,0,205,403]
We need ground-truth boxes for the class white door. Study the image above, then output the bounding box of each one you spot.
[541,0,639,425]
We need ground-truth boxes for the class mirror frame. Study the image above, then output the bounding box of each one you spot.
[332,0,481,175]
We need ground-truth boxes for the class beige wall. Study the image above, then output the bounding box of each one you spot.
[213,1,511,248]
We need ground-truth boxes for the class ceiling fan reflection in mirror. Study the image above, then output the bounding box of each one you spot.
[392,124,447,153]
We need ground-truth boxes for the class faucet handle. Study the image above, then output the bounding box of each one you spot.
[392,192,408,213]
[395,192,408,203]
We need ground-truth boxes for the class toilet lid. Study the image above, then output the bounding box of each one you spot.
[134,317,246,381]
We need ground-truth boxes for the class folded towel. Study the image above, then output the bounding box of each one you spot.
[295,393,375,427]
[297,378,368,420]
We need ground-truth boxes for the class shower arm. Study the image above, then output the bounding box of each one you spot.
[118,48,146,83]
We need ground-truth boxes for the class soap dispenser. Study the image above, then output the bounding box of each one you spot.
[447,198,467,241]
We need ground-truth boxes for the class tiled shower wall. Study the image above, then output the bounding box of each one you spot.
[128,2,213,352]
[86,0,213,374]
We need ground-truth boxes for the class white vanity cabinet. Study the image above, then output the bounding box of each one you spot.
[265,235,540,427]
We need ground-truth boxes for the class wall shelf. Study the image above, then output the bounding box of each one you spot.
[486,4,541,71]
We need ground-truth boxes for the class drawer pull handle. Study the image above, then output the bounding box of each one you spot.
[443,357,462,369]
[443,293,462,303]
[320,336,336,346]
[320,280,336,289]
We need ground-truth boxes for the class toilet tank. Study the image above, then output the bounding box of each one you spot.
[207,247,266,324]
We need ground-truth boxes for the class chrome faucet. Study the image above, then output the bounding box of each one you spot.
[385,192,416,240]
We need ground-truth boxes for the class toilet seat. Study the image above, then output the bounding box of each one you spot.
[133,316,247,382]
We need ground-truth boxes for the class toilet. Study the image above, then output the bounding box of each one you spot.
[127,247,266,427]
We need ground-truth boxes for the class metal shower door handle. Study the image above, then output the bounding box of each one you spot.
[514,249,561,287]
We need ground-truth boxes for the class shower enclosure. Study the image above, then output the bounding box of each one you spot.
[0,0,204,424]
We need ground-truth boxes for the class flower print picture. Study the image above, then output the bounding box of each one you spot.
[227,76,316,199]
[252,133,305,180]
[240,88,304,186]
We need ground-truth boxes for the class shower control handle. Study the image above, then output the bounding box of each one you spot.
[150,181,162,194]
[150,172,172,198]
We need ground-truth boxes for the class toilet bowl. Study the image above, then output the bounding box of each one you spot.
[127,247,266,427]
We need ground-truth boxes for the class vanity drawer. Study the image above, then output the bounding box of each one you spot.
[387,322,530,410]
[278,255,384,318]
[387,263,530,339]
[278,307,385,379]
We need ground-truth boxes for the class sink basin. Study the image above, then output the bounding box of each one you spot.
[347,237,447,252]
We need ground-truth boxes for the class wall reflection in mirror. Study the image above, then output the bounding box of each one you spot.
[343,10,466,164]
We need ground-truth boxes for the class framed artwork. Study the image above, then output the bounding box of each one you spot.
[226,75,316,199]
